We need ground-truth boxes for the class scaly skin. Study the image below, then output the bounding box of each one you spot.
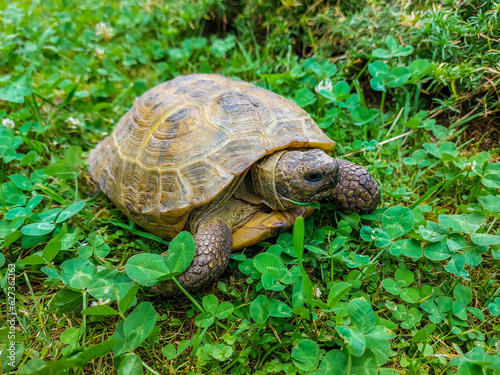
[151,220,232,296]
[329,159,380,214]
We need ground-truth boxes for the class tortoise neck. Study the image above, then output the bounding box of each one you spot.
[250,151,295,211]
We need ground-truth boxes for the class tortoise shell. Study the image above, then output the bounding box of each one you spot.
[88,74,334,238]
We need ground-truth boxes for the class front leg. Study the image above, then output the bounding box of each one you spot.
[151,219,233,297]
[330,159,381,215]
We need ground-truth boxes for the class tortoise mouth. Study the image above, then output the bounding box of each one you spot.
[277,176,338,202]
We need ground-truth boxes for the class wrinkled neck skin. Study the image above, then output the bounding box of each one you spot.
[250,151,293,210]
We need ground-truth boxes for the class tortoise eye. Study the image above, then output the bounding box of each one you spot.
[304,172,322,183]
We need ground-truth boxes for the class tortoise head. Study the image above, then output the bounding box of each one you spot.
[251,149,340,210]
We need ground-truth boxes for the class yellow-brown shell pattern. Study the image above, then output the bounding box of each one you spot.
[88,74,334,238]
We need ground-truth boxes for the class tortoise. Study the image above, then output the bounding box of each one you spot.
[88,74,380,296]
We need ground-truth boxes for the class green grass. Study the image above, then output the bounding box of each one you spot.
[0,0,499,374]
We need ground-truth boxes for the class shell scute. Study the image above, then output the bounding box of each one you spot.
[159,169,190,213]
[206,135,267,174]
[123,164,160,214]
[179,160,233,206]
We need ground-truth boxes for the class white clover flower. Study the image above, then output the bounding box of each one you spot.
[95,22,114,39]
[314,287,322,298]
[315,79,333,93]
[66,117,80,126]
[464,160,477,171]
[2,118,15,129]
[95,47,105,56]
[90,298,111,307]
[65,117,81,130]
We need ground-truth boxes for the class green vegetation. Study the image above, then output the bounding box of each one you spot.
[1,0,499,374]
